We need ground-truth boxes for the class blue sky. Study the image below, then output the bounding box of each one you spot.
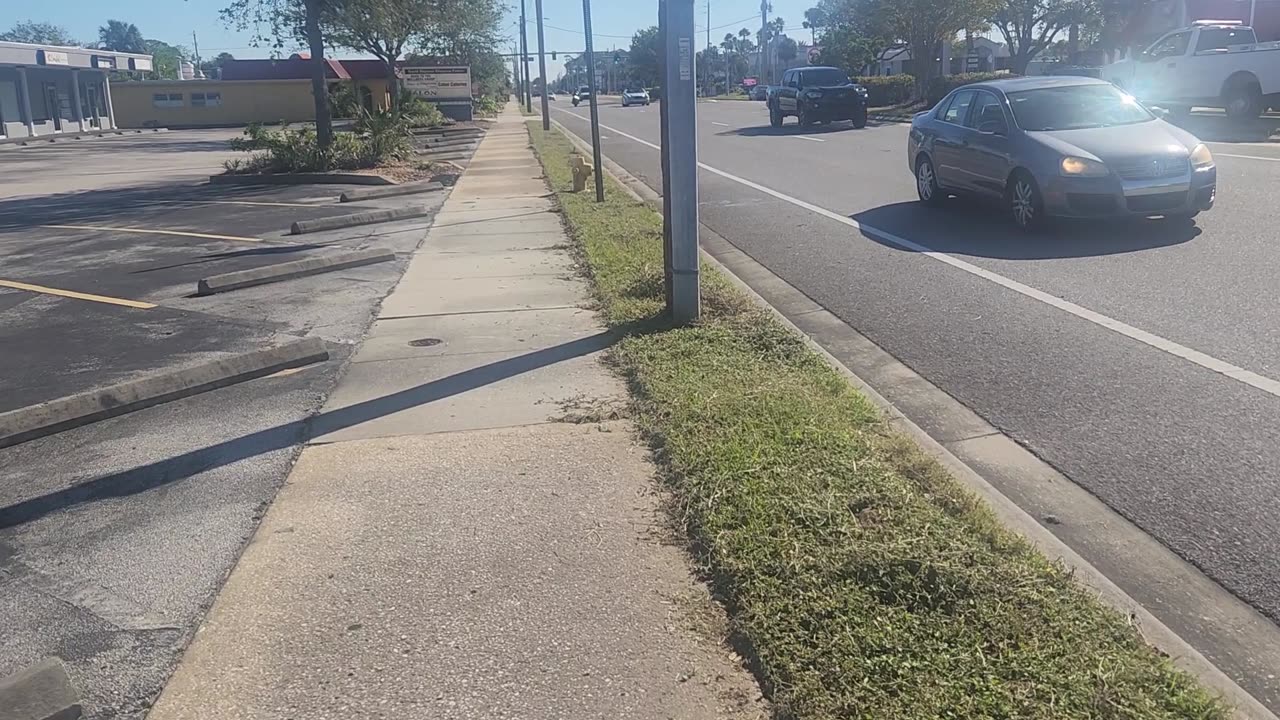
[4,0,817,79]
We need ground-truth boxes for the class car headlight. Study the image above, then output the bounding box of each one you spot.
[1060,156,1109,177]
[1190,143,1214,170]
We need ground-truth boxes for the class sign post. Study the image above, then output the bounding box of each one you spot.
[400,66,474,121]
[660,0,700,324]
[535,0,550,131]
[581,0,605,203]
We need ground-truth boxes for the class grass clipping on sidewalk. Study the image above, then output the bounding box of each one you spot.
[527,122,1228,720]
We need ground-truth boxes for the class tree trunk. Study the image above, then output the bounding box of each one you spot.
[383,57,399,113]
[303,0,333,149]
[1011,51,1032,76]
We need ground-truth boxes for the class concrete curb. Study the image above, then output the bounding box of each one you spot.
[0,337,329,450]
[421,135,480,147]
[412,127,484,137]
[209,173,395,187]
[415,150,473,162]
[340,181,444,203]
[196,249,397,295]
[869,113,913,124]
[289,206,434,235]
[0,657,81,720]
[544,118,1280,719]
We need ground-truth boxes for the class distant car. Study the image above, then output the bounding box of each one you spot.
[621,88,651,107]
[749,85,768,101]
[769,66,869,128]
[908,76,1217,232]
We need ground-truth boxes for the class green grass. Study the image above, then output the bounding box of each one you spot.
[527,121,1229,720]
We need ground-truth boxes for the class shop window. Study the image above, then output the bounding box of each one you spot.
[191,92,222,108]
[152,93,184,108]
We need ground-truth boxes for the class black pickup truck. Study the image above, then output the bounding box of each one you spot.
[769,66,869,128]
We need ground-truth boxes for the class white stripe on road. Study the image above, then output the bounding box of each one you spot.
[552,106,1280,401]
[794,135,826,142]
[1214,152,1280,163]
[712,121,730,127]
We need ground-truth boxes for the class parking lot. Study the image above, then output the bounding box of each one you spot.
[0,129,460,717]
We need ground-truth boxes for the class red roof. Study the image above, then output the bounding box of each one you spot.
[219,57,396,81]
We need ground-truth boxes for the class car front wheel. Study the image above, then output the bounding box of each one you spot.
[769,104,783,128]
[915,156,944,206]
[1008,172,1046,232]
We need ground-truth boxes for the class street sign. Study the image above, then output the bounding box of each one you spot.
[808,45,822,63]
[400,66,473,100]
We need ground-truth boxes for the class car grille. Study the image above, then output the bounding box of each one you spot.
[1115,156,1190,180]
[1126,191,1188,213]
[1067,193,1117,214]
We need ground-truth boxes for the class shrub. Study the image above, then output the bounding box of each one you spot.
[328,83,360,119]
[225,109,415,175]
[855,75,915,106]
[352,106,415,163]
[926,72,1015,106]
[396,90,446,128]
[474,95,501,118]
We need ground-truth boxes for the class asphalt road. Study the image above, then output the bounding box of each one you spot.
[553,98,1280,645]
[0,130,450,717]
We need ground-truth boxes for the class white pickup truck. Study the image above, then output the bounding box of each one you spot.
[1102,21,1280,118]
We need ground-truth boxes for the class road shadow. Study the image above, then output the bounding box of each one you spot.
[1169,114,1280,143]
[0,324,647,530]
[855,201,1201,260]
[722,122,868,137]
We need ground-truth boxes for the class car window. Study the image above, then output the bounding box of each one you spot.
[1195,27,1253,52]
[965,92,1006,130]
[1147,31,1191,58]
[1007,83,1153,131]
[799,68,851,87]
[941,90,977,124]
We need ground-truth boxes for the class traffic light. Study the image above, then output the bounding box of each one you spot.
[614,52,621,63]
[551,51,557,60]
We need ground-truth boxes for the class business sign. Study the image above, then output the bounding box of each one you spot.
[41,51,69,66]
[400,66,472,100]
[808,45,822,63]
[131,57,153,72]
[93,56,116,70]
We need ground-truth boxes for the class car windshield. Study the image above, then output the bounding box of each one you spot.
[1006,84,1153,131]
[625,88,644,94]
[801,68,850,86]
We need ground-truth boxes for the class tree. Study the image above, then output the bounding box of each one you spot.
[408,0,506,102]
[876,0,997,94]
[0,20,78,45]
[803,7,829,42]
[777,36,798,64]
[99,20,146,53]
[815,25,882,73]
[990,0,1093,74]
[144,39,191,79]
[201,51,236,78]
[222,0,334,148]
[322,0,458,109]
[720,28,757,85]
[627,26,661,88]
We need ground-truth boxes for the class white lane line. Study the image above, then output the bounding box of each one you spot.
[1214,152,1280,163]
[552,107,1280,401]
[794,135,826,142]
[712,121,730,127]
[707,99,719,103]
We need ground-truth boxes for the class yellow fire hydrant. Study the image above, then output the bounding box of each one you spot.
[570,154,594,193]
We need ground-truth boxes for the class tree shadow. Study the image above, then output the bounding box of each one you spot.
[854,200,1201,260]
[1169,114,1280,144]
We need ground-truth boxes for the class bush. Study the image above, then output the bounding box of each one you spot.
[855,75,915,106]
[328,83,360,119]
[927,72,1015,106]
[396,90,446,128]
[225,109,414,175]
[474,95,501,118]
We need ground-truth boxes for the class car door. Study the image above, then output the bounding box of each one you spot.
[1134,30,1191,102]
[957,90,1013,197]
[779,70,798,113]
[931,90,977,190]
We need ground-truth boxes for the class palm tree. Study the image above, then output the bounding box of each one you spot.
[98,20,145,53]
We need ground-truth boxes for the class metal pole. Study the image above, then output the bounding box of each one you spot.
[535,0,550,130]
[659,0,673,307]
[582,0,605,202]
[662,0,700,324]
[706,1,711,96]
[520,0,532,113]
[512,42,521,100]
[759,0,767,82]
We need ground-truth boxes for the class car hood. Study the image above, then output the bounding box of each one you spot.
[1030,120,1198,163]
[624,91,647,96]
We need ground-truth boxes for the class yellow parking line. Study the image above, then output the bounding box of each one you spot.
[41,224,263,243]
[0,279,156,309]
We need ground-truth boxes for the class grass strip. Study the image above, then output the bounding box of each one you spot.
[527,121,1228,720]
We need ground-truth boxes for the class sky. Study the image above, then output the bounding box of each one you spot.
[2,0,818,81]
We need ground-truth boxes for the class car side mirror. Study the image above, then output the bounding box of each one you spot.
[978,120,1007,136]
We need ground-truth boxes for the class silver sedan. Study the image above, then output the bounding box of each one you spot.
[908,76,1217,231]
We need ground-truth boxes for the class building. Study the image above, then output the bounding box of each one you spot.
[0,41,151,140]
[869,37,1011,77]
[113,55,398,129]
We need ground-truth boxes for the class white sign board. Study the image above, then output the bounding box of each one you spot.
[43,51,69,66]
[400,66,472,100]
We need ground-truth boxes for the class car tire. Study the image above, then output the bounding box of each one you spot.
[1225,80,1263,119]
[1007,171,1046,232]
[769,104,783,128]
[915,156,944,207]
[851,107,868,129]
[798,104,813,127]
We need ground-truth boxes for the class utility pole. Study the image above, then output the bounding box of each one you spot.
[759,0,768,82]
[192,31,202,76]
[512,42,521,99]
[535,0,550,130]
[660,0,700,324]
[581,0,604,202]
[520,0,532,113]
[705,1,711,95]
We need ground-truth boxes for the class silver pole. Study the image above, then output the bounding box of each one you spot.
[520,0,532,112]
[662,0,700,324]
[582,0,605,202]
[535,0,550,130]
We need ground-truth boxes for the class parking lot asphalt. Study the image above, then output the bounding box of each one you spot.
[0,129,456,717]
[552,99,1280,707]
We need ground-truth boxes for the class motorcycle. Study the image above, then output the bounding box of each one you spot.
[572,95,580,107]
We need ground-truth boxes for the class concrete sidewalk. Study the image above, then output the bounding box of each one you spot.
[146,106,764,719]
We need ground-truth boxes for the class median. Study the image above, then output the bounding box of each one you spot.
[526,122,1229,719]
